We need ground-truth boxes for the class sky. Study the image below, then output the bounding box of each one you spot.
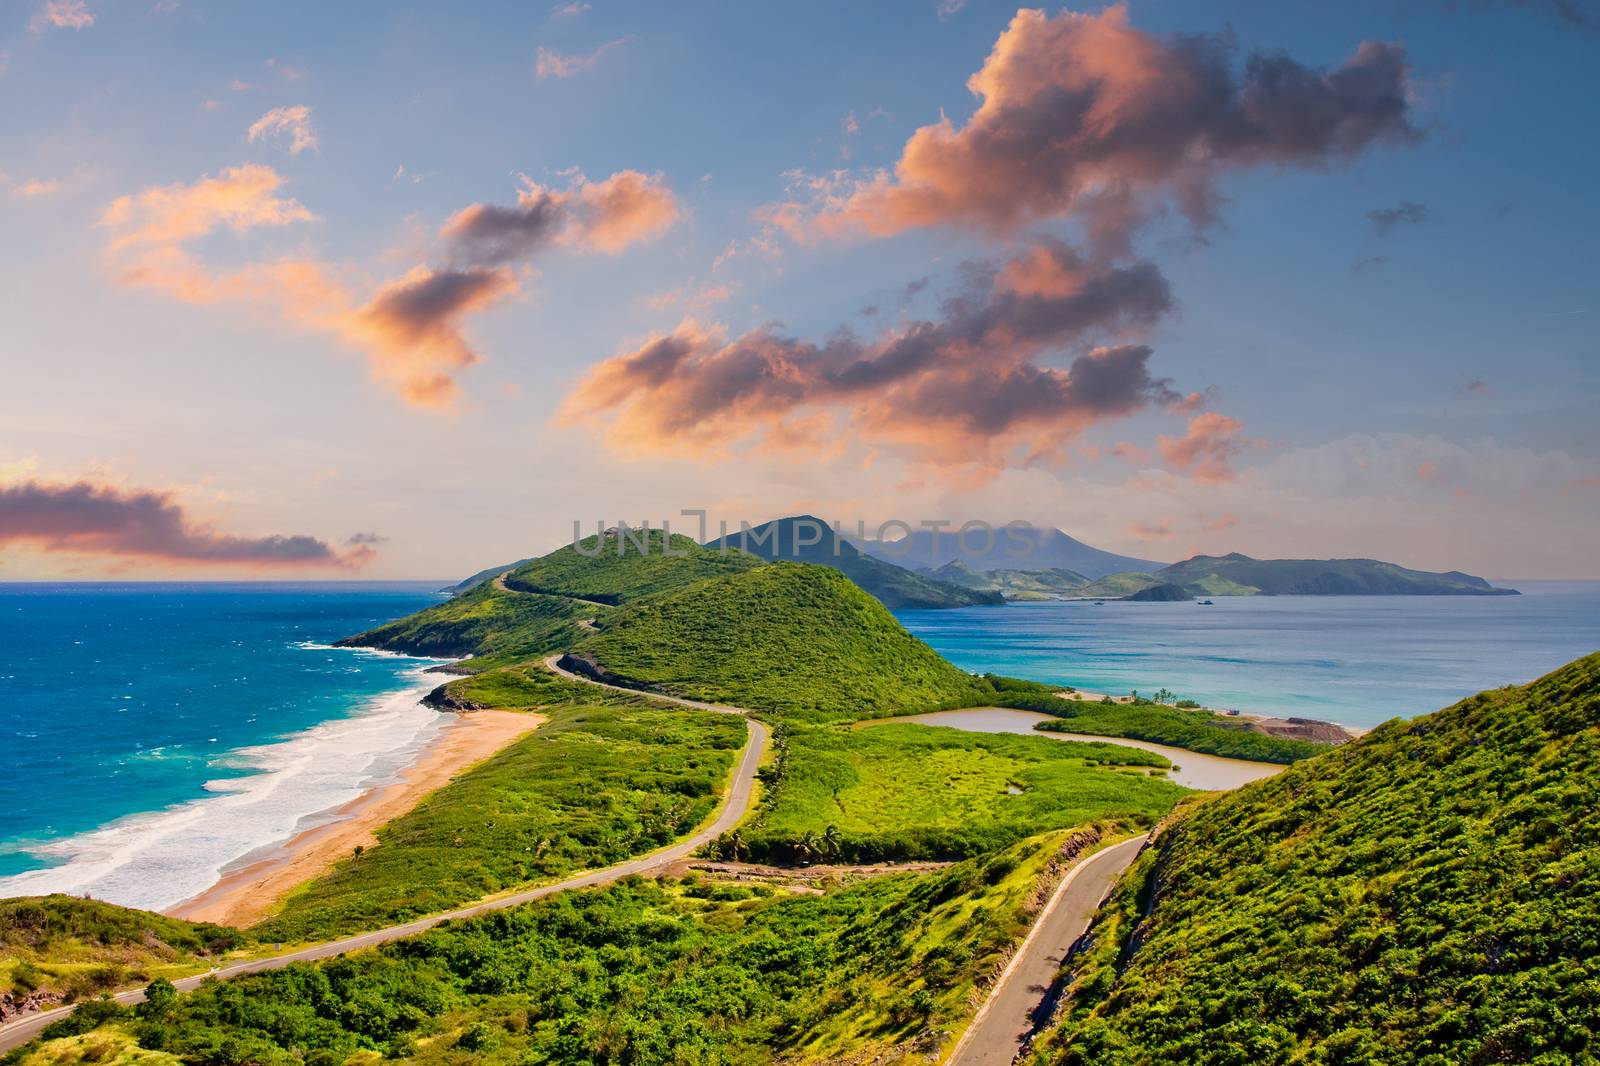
[0,0,1596,580]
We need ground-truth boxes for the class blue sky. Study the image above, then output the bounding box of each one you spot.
[0,0,1595,578]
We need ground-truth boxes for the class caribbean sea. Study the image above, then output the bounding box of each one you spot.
[0,581,446,910]
[895,580,1600,730]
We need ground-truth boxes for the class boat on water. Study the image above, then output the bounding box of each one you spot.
[1198,599,1215,605]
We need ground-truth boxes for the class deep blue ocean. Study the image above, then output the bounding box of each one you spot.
[0,582,445,909]
[896,580,1600,729]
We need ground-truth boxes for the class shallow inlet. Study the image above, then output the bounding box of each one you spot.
[859,707,1284,791]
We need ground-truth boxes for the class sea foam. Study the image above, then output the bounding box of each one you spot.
[0,653,450,913]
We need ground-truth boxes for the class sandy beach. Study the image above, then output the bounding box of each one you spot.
[168,709,544,929]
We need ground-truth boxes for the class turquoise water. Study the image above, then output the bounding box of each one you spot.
[895,581,1600,729]
[0,582,446,909]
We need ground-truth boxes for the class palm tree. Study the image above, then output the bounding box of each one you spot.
[823,825,843,862]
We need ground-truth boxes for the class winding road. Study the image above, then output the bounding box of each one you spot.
[1,652,1146,1065]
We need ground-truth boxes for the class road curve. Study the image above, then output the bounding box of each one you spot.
[946,834,1149,1066]
[0,671,767,1054]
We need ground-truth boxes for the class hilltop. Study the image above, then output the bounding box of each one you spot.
[1077,552,1518,599]
[864,524,1165,579]
[1033,652,1600,1064]
[708,515,1001,609]
[565,562,987,721]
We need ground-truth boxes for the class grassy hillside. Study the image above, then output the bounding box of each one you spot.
[1033,652,1600,1064]
[1157,552,1518,595]
[0,898,247,1019]
[427,661,659,711]
[709,515,1001,609]
[926,562,1091,600]
[503,529,760,604]
[25,831,1108,1066]
[338,580,596,663]
[253,705,746,942]
[723,722,1181,864]
[572,562,988,721]
[1075,572,1163,599]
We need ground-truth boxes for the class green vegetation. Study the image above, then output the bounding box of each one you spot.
[721,722,1181,864]
[25,832,1104,1066]
[253,705,746,941]
[0,897,247,1016]
[923,561,1091,600]
[438,558,533,596]
[340,581,597,664]
[709,515,1002,609]
[1033,652,1600,1064]
[574,563,988,722]
[982,678,1329,763]
[428,661,659,712]
[503,529,760,604]
[1079,552,1518,599]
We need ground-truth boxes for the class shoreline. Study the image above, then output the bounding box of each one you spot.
[168,708,544,929]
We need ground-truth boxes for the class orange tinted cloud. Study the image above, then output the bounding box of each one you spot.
[30,0,93,33]
[1158,412,1248,483]
[535,38,629,79]
[1127,521,1172,539]
[0,480,375,569]
[1203,513,1240,532]
[247,105,318,155]
[780,6,1416,250]
[103,165,676,408]
[561,239,1183,474]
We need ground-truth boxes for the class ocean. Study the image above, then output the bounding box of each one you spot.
[894,580,1600,730]
[0,582,446,911]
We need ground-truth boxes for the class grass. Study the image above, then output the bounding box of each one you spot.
[502,529,761,604]
[252,704,746,942]
[982,677,1330,763]
[1031,652,1600,1065]
[339,581,598,665]
[0,897,248,1016]
[430,661,661,711]
[23,830,1110,1066]
[721,722,1182,864]
[575,562,988,722]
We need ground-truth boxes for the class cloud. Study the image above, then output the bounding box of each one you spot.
[561,237,1184,473]
[1461,378,1489,393]
[1127,520,1171,539]
[551,1,590,17]
[30,0,93,33]
[1203,513,1239,532]
[10,178,61,198]
[346,531,388,545]
[102,165,678,408]
[937,0,967,19]
[0,480,375,569]
[1351,254,1391,274]
[535,37,630,79]
[645,281,736,314]
[1367,200,1427,234]
[1158,411,1249,483]
[773,6,1418,251]
[247,105,318,155]
[440,170,678,264]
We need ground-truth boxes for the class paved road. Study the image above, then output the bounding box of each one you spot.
[946,834,1149,1066]
[0,674,767,1054]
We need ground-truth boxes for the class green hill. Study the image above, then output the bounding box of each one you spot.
[1,897,248,1019]
[708,515,1001,609]
[341,529,761,666]
[568,562,987,721]
[1033,652,1600,1064]
[437,558,531,595]
[337,579,596,663]
[1075,571,1164,599]
[925,561,1091,600]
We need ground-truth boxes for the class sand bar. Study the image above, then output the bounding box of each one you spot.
[168,709,545,928]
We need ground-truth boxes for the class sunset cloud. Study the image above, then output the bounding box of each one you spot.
[561,238,1183,473]
[9,178,61,198]
[775,6,1417,250]
[535,38,629,79]
[102,165,677,408]
[1158,412,1250,483]
[0,480,375,569]
[247,105,318,155]
[30,0,93,33]
[441,170,678,263]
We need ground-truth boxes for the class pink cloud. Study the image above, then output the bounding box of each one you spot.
[774,6,1416,251]
[30,0,93,33]
[535,38,630,79]
[0,479,375,570]
[1127,520,1172,539]
[1158,412,1249,483]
